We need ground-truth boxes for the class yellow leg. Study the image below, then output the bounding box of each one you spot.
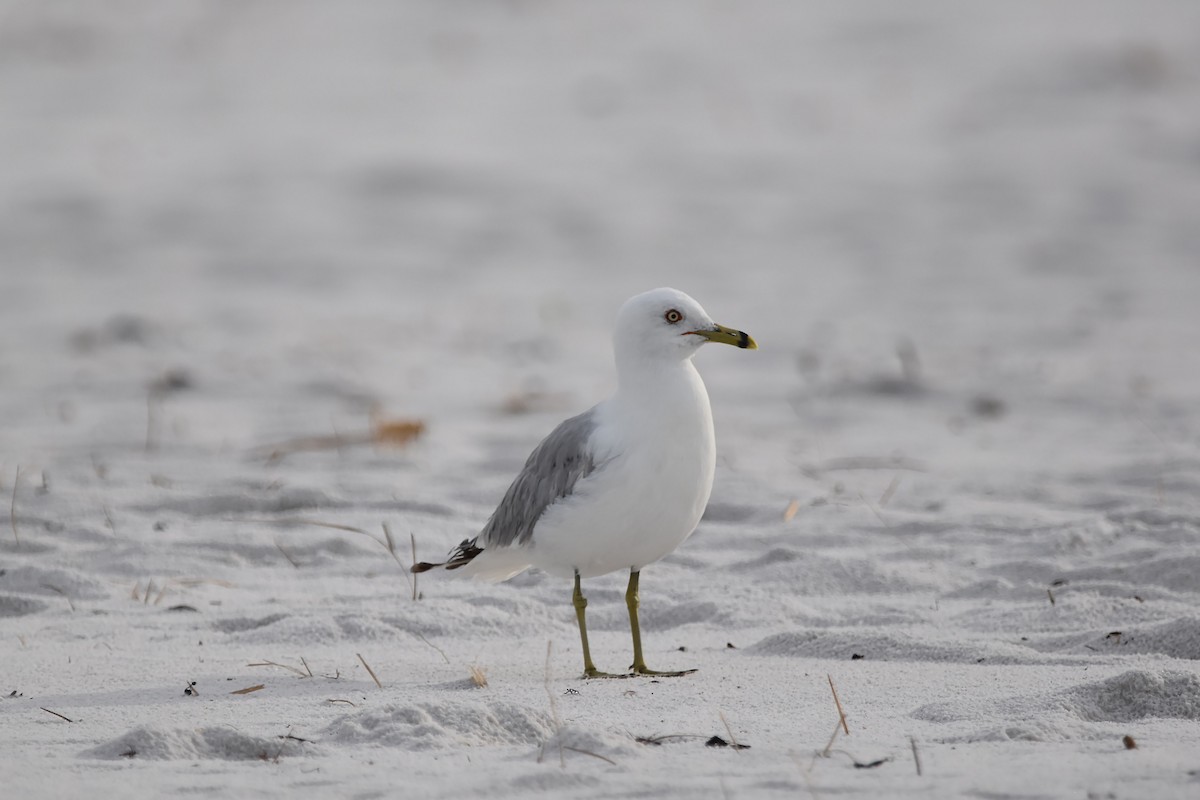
[627,570,696,677]
[574,571,621,679]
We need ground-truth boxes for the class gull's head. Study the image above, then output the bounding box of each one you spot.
[613,287,757,365]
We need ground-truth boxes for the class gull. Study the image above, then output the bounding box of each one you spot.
[414,288,756,677]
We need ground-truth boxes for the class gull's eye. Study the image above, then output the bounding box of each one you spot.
[664,309,684,324]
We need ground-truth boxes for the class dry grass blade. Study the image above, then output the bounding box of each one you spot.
[540,641,565,768]
[40,583,75,612]
[260,518,372,535]
[169,577,235,588]
[828,675,849,735]
[145,391,158,453]
[412,631,450,664]
[468,664,488,688]
[325,698,357,707]
[262,518,416,582]
[909,735,923,775]
[718,711,744,755]
[10,464,20,547]
[357,652,382,688]
[274,537,301,568]
[812,456,928,475]
[783,498,800,522]
[300,656,314,677]
[381,522,415,597]
[40,707,74,722]
[818,717,843,763]
[879,474,901,506]
[410,531,419,601]
[231,684,266,695]
[562,746,616,766]
[858,492,888,527]
[247,660,310,678]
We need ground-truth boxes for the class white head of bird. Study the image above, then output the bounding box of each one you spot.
[612,287,757,369]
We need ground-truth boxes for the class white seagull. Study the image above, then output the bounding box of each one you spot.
[414,287,756,677]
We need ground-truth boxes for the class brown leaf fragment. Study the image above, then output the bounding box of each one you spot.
[372,419,425,446]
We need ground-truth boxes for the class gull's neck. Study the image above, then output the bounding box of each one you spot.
[612,354,710,419]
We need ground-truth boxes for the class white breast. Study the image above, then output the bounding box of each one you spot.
[527,362,716,578]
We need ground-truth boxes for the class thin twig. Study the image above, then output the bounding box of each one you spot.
[300,656,314,678]
[828,675,849,735]
[357,653,382,688]
[40,707,74,722]
[909,736,923,776]
[10,464,20,547]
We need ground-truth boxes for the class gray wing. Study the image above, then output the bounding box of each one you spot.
[479,407,600,549]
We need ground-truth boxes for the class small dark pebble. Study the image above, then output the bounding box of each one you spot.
[152,368,194,393]
[851,653,864,660]
[677,646,687,652]
[726,642,737,649]
[970,395,1006,418]
[706,735,750,750]
[1123,734,1137,750]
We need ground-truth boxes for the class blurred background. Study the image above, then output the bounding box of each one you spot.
[2,0,1199,480]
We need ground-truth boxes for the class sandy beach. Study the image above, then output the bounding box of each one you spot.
[2,2,1199,797]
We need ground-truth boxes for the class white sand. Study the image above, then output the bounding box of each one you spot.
[2,2,1199,798]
